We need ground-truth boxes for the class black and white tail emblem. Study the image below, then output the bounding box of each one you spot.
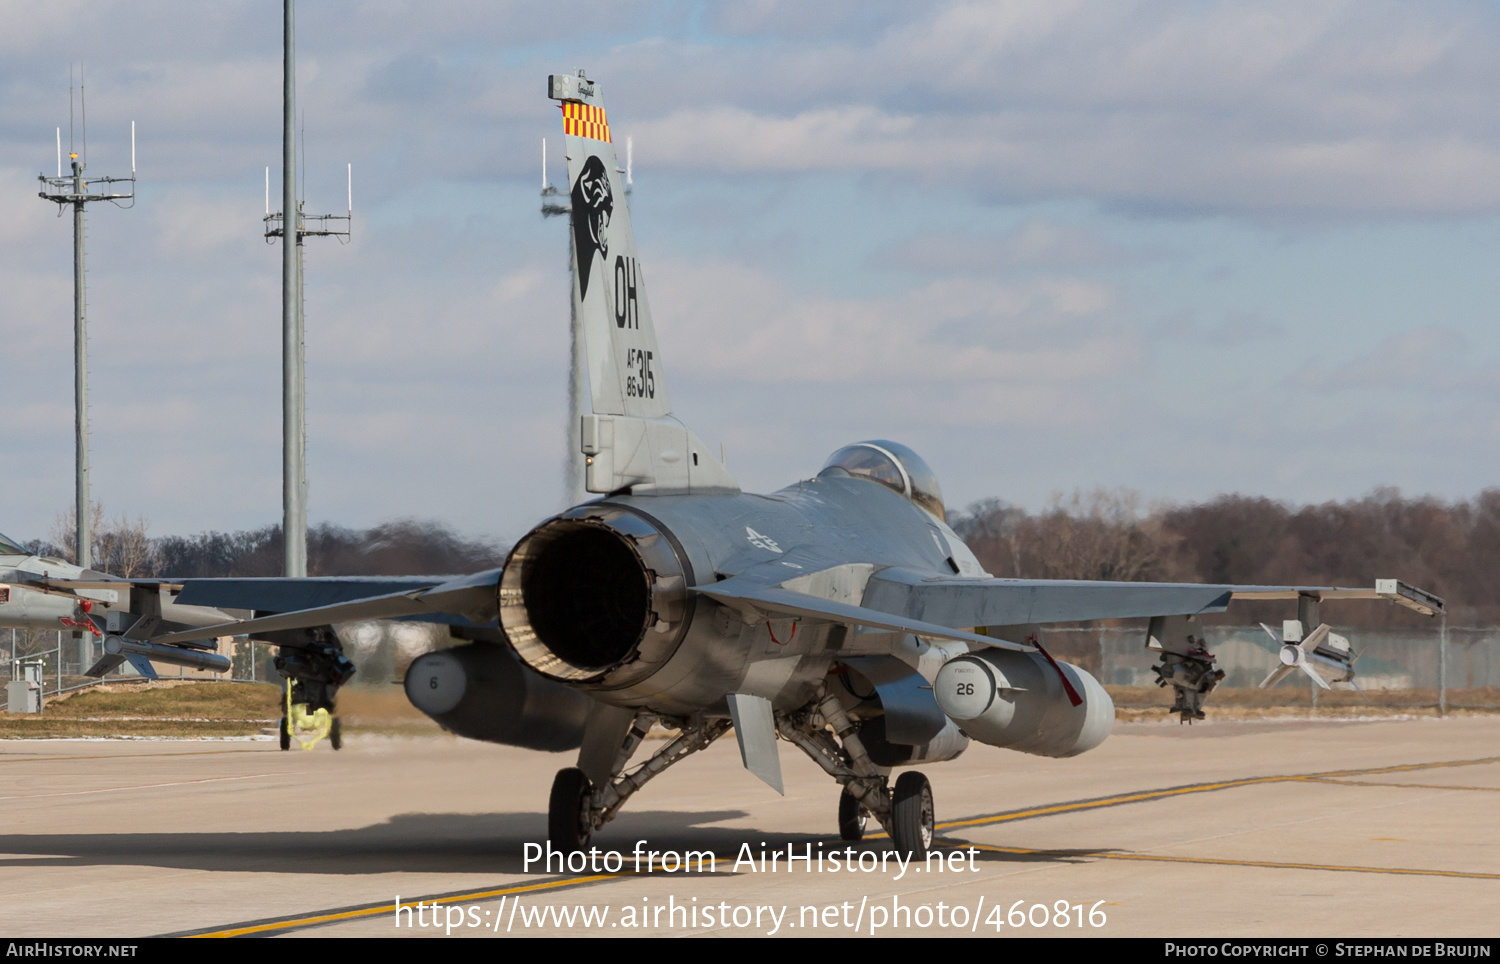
[570,155,613,299]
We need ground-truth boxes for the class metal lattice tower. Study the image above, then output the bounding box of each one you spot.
[263,0,350,577]
[37,85,135,571]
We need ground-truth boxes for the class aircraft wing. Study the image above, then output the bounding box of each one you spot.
[694,556,1441,657]
[146,569,504,645]
[15,571,504,646]
[860,569,1444,627]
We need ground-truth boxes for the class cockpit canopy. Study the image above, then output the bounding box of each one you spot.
[819,440,946,521]
[0,531,28,556]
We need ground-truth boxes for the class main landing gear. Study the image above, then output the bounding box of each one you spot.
[548,767,593,852]
[836,775,936,852]
[778,688,934,858]
[890,772,935,855]
[546,715,733,853]
[838,787,868,841]
[272,630,355,751]
[544,683,937,859]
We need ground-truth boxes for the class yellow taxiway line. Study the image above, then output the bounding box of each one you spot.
[178,755,1500,936]
[935,756,1500,832]
[954,840,1500,881]
[183,875,619,938]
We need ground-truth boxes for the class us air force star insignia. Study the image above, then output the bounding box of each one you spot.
[745,527,782,553]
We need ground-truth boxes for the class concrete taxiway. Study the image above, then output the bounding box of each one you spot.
[1,715,1496,938]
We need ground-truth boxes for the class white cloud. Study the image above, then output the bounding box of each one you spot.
[878,219,1130,274]
[649,256,1132,428]
[606,1,1500,214]
[4,1,1500,539]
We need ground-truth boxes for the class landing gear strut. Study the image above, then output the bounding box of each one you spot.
[547,716,732,853]
[271,629,355,751]
[778,685,935,858]
[541,691,938,859]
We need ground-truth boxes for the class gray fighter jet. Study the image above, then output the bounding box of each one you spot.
[19,72,1444,857]
[1,530,233,678]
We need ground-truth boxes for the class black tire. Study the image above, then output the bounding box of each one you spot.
[330,717,342,751]
[838,788,867,841]
[548,767,593,853]
[278,716,291,751]
[890,771,934,858]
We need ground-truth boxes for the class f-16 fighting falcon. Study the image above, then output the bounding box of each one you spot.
[16,71,1445,858]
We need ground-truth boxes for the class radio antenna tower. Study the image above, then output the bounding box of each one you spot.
[264,0,350,577]
[37,71,136,570]
[541,134,631,506]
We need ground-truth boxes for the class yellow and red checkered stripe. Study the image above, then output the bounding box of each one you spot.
[560,102,611,143]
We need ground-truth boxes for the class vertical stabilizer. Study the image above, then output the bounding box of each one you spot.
[548,71,737,495]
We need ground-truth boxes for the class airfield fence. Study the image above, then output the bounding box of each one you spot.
[5,623,1498,714]
[1,620,448,705]
[2,627,272,703]
[1045,624,1500,713]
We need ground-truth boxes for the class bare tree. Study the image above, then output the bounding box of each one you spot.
[956,488,1181,582]
[48,504,158,575]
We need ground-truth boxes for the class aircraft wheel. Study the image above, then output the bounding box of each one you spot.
[548,767,593,852]
[838,788,867,841]
[330,717,342,751]
[890,771,934,858]
[278,716,291,751]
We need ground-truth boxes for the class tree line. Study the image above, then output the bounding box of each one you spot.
[952,487,1499,626]
[29,517,505,580]
[27,485,1499,626]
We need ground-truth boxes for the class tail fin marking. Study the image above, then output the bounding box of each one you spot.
[550,71,736,495]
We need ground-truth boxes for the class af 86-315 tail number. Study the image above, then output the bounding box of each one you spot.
[626,348,655,399]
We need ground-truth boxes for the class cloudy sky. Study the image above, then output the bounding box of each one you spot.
[4,1,1500,548]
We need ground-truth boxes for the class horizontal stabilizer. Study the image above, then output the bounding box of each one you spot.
[696,582,1032,651]
[173,577,454,613]
[149,569,504,646]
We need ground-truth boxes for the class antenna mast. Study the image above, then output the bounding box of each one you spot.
[37,77,137,573]
[264,0,351,577]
